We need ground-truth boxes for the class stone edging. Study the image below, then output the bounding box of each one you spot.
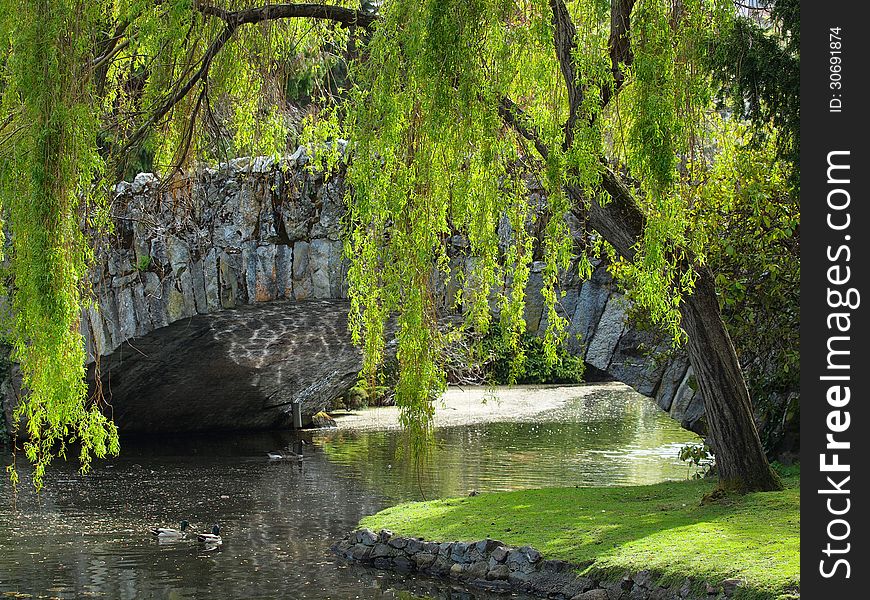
[333,529,748,600]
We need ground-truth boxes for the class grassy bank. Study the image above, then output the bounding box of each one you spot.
[360,468,799,600]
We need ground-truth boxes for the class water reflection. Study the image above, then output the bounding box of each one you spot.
[1,385,698,599]
[317,386,700,500]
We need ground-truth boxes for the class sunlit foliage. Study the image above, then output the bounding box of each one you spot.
[310,0,760,466]
[0,0,118,488]
[0,0,359,487]
[0,0,797,484]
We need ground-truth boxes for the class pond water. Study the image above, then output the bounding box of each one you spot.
[0,384,699,600]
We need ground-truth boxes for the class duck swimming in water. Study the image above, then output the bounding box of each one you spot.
[267,440,306,461]
[151,520,190,539]
[197,523,222,545]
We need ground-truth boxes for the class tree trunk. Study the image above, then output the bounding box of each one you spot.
[566,170,782,493]
[680,267,782,492]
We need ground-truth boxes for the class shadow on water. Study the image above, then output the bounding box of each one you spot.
[0,385,698,599]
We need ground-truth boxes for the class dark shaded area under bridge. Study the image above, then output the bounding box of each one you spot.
[91,299,361,433]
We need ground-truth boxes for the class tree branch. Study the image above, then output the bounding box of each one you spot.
[197,2,379,29]
[163,85,208,186]
[498,97,550,161]
[120,3,380,158]
[92,39,131,71]
[498,95,644,263]
[570,167,645,261]
[119,23,236,157]
[92,19,132,67]
[0,112,15,135]
[549,0,581,150]
[542,1,643,258]
[601,0,636,109]
[549,0,637,133]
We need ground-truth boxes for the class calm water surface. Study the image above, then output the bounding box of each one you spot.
[0,385,699,599]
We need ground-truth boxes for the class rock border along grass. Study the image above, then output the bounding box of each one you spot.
[333,529,745,600]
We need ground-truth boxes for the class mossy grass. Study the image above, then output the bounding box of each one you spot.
[360,467,799,600]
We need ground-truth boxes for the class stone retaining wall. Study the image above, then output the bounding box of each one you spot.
[334,529,746,600]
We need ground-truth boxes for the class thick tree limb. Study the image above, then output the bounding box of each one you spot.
[570,169,645,261]
[550,0,635,123]
[93,20,134,97]
[499,90,644,263]
[549,0,582,149]
[538,0,642,260]
[92,19,132,66]
[602,0,636,108]
[198,2,379,29]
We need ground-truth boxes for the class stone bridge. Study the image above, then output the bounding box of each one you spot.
[3,151,703,434]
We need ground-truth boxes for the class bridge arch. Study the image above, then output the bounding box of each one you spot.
[3,153,702,433]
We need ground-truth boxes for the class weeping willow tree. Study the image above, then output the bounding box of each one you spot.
[1,0,787,492]
[0,0,119,487]
[317,0,784,492]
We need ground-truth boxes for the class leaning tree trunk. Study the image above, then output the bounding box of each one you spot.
[679,266,782,492]
[566,170,782,493]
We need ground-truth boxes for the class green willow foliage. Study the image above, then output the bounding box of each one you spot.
[0,0,352,487]
[0,0,794,483]
[0,0,118,488]
[702,125,799,452]
[309,0,742,465]
[705,0,800,177]
[309,0,575,462]
[100,0,349,171]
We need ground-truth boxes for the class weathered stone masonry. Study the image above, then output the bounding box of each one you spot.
[2,150,703,433]
[82,151,347,361]
[334,529,745,600]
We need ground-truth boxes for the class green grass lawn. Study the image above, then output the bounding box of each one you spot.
[361,468,799,600]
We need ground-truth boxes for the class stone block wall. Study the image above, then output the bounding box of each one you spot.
[82,151,347,362]
[514,260,702,433]
[3,150,705,434]
[334,529,744,600]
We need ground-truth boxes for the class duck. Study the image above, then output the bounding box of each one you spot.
[197,523,222,545]
[151,520,191,539]
[288,439,307,459]
[267,440,306,461]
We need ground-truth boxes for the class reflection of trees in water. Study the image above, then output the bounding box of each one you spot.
[0,390,696,599]
[316,388,700,500]
[1,434,474,599]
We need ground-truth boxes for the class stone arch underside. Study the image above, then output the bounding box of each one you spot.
[93,300,361,432]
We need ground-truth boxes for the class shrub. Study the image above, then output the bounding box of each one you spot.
[454,322,585,386]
